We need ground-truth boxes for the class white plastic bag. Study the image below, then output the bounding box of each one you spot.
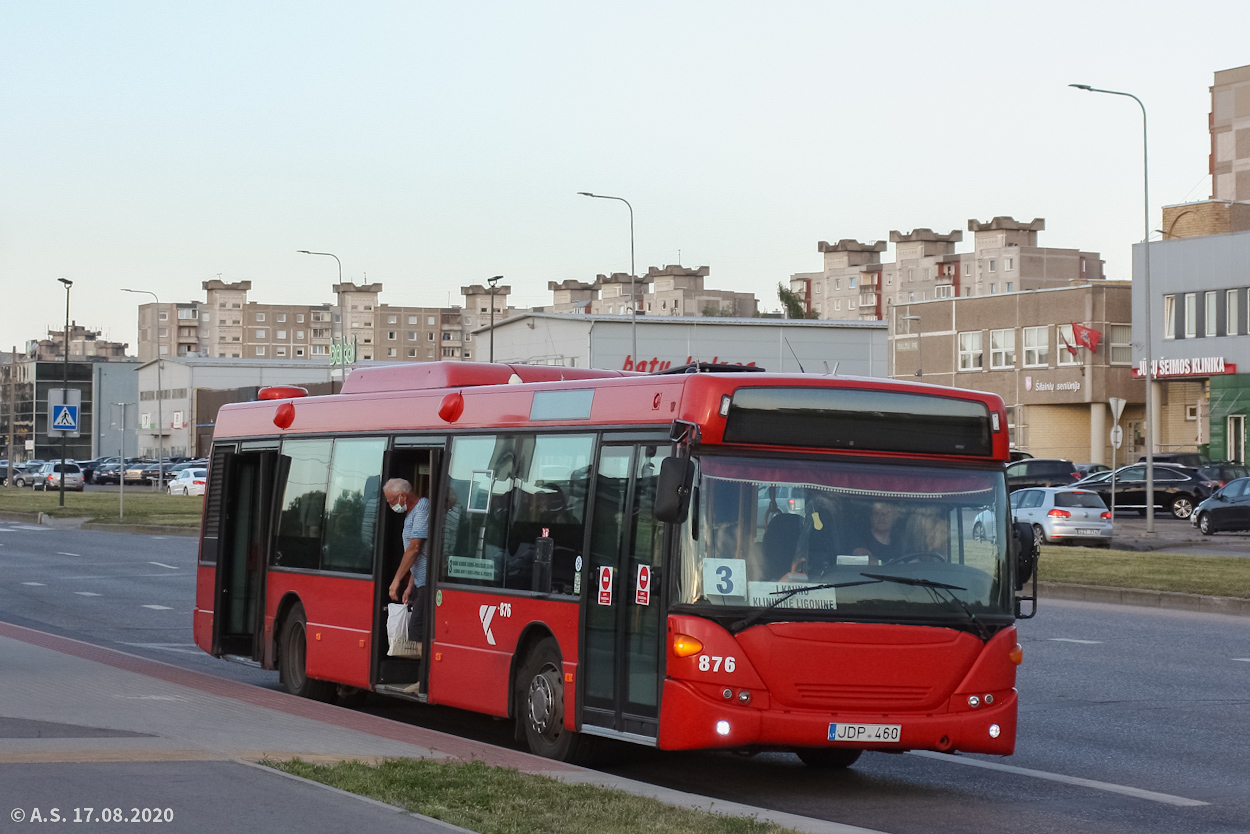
[387,603,421,658]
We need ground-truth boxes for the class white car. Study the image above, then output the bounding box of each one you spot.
[1010,487,1113,548]
[167,468,207,496]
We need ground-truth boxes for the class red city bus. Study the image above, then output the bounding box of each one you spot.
[194,361,1037,767]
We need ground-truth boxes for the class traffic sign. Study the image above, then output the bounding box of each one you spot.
[52,405,78,430]
[47,388,82,438]
[1109,397,1126,423]
[1110,425,1123,449]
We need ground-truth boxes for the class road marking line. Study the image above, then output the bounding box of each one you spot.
[148,562,178,570]
[141,605,173,610]
[1234,658,1250,662]
[73,591,101,596]
[56,552,81,557]
[1048,638,1103,644]
[118,642,201,655]
[21,582,45,586]
[909,751,1208,806]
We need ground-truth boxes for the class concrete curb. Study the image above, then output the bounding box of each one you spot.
[1039,581,1250,617]
[81,522,199,537]
[0,510,44,524]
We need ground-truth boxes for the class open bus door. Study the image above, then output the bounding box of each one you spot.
[580,441,671,743]
[209,442,282,662]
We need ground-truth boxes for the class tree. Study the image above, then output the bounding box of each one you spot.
[777,283,817,319]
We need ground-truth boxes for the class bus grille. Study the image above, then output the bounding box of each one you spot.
[790,683,933,709]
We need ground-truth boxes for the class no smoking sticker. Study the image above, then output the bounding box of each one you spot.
[597,566,613,606]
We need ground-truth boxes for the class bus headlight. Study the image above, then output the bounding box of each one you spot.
[716,720,731,736]
[988,724,1001,739]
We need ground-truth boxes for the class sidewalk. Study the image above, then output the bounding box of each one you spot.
[0,621,876,834]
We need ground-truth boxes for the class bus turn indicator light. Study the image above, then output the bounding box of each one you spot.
[672,634,703,657]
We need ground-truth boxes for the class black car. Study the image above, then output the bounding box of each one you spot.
[1198,462,1250,488]
[92,463,123,485]
[1191,477,1250,534]
[1080,464,1218,520]
[1139,452,1208,468]
[1006,458,1081,492]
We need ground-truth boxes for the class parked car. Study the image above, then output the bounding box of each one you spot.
[1140,452,1208,468]
[92,462,123,484]
[1079,463,1218,520]
[1191,477,1250,535]
[1073,469,1115,487]
[1006,458,1082,492]
[123,462,162,484]
[1010,487,1113,548]
[1075,463,1111,478]
[7,461,45,488]
[167,468,207,496]
[1198,462,1250,488]
[34,462,85,492]
[1009,450,1034,462]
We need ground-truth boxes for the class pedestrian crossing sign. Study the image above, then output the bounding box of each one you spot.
[52,404,79,431]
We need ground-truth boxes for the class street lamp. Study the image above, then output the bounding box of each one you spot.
[57,278,72,508]
[121,288,165,492]
[487,275,503,363]
[297,250,344,392]
[577,191,638,362]
[1070,83,1156,533]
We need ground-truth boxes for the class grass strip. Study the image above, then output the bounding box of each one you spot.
[268,758,800,834]
[0,489,203,527]
[1039,545,1250,599]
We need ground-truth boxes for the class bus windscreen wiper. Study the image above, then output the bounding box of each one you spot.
[729,578,882,634]
[859,572,989,640]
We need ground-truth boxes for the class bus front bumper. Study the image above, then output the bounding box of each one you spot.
[656,679,1017,756]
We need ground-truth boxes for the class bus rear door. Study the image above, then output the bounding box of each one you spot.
[581,440,670,743]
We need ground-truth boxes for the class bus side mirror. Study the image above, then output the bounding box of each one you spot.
[1012,520,1037,591]
[654,458,694,524]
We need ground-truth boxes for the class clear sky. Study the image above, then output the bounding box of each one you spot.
[2,1,1248,352]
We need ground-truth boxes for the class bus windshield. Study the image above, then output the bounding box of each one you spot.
[675,455,1011,621]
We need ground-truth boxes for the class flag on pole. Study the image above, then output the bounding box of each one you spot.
[1071,322,1102,352]
[1060,328,1078,357]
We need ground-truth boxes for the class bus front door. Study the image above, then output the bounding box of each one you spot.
[211,447,280,661]
[581,443,670,742]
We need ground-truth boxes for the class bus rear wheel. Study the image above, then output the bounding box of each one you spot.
[278,604,335,702]
[796,748,863,769]
[516,638,594,765]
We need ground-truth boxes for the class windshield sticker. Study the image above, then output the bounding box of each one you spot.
[448,556,497,581]
[467,470,494,513]
[748,581,837,610]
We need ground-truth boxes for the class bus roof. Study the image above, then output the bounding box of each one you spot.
[213,362,1008,462]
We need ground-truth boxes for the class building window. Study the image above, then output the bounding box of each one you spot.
[158,311,168,321]
[388,315,397,324]
[255,329,267,339]
[295,330,304,339]
[908,269,915,282]
[1163,295,1176,339]
[257,313,266,322]
[443,332,452,341]
[1006,282,1013,292]
[1057,324,1080,366]
[295,348,305,357]
[158,327,168,338]
[276,330,286,339]
[297,314,304,323]
[990,329,1015,369]
[256,346,266,356]
[277,313,286,323]
[387,331,397,341]
[407,331,416,341]
[1109,324,1132,364]
[427,332,434,341]
[1228,290,1240,336]
[276,347,287,357]
[849,277,857,289]
[990,284,997,294]
[1023,326,1048,367]
[1005,258,1014,271]
[177,308,197,320]
[935,285,952,298]
[988,259,996,272]
[201,312,211,322]
[312,345,328,356]
[958,331,983,371]
[464,351,471,359]
[158,345,169,355]
[908,292,915,302]
[387,348,397,357]
[464,333,472,342]
[408,348,417,357]
[1184,293,1196,338]
[1206,292,1217,337]
[428,316,436,326]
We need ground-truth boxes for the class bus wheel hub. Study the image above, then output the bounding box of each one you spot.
[528,670,560,734]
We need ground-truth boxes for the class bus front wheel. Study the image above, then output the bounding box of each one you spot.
[797,748,863,769]
[278,604,335,702]
[516,638,594,765]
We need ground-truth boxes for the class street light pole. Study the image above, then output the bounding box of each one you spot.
[487,275,503,363]
[121,288,166,492]
[57,278,72,507]
[577,192,637,362]
[1070,84,1156,533]
[297,250,344,392]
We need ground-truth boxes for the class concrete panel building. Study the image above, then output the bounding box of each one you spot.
[1211,63,1250,202]
[791,217,1105,322]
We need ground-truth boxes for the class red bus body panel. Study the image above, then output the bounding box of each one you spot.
[661,615,1018,755]
[193,564,215,654]
[268,573,374,688]
[429,588,580,721]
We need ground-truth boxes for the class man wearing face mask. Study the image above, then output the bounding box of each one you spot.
[384,478,430,654]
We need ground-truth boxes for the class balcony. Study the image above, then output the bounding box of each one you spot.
[859,293,878,307]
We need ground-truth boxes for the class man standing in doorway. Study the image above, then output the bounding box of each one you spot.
[385,478,429,657]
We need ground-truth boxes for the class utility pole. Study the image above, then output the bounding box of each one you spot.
[58,278,72,507]
[6,345,14,489]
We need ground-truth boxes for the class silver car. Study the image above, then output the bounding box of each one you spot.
[1010,487,1112,548]
[34,462,85,492]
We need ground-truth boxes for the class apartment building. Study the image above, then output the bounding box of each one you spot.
[25,325,128,361]
[135,280,515,365]
[1212,63,1250,202]
[791,217,1105,322]
[546,266,757,318]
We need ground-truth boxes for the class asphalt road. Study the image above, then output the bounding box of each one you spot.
[3,523,1249,833]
